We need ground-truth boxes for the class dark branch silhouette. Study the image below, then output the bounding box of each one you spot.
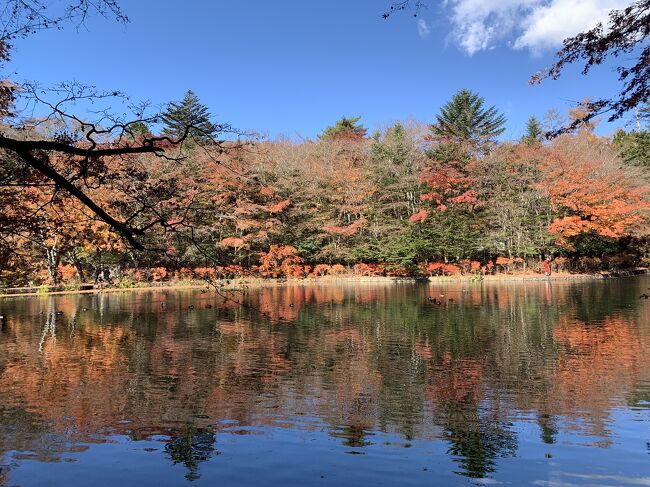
[382,1,426,19]
[532,0,650,135]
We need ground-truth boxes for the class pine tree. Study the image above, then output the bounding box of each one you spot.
[613,129,650,169]
[524,116,542,144]
[433,89,506,145]
[161,90,217,141]
[125,121,151,139]
[320,116,367,140]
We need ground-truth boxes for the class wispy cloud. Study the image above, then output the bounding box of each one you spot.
[443,0,628,55]
[417,18,431,38]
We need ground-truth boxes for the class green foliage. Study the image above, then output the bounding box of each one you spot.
[161,90,217,142]
[352,231,428,267]
[523,116,542,144]
[320,116,367,140]
[294,238,322,258]
[412,209,484,262]
[3,99,648,285]
[612,129,650,169]
[432,89,506,145]
[426,139,472,164]
[476,145,555,259]
[36,284,50,294]
[125,121,151,138]
[370,123,412,172]
[568,232,622,257]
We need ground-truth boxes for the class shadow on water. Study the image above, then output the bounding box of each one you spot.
[0,276,648,485]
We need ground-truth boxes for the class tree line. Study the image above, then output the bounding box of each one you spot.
[1,88,648,287]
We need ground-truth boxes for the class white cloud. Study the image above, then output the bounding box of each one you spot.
[417,18,431,38]
[443,0,629,55]
[513,0,627,53]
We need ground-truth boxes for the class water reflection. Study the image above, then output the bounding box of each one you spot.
[164,427,217,481]
[0,277,648,485]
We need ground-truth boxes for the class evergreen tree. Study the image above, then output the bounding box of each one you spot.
[432,89,506,145]
[161,90,217,141]
[370,123,412,168]
[125,121,151,139]
[320,116,367,140]
[523,116,542,144]
[612,129,650,169]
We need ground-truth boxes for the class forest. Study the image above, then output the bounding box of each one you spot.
[1,87,649,288]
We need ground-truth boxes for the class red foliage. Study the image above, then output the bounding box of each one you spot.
[420,262,461,276]
[311,264,331,276]
[194,267,217,279]
[353,263,384,276]
[258,245,303,278]
[419,165,478,210]
[409,209,429,224]
[151,267,168,282]
[323,218,367,237]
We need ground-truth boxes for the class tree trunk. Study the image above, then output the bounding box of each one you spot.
[46,247,60,286]
[68,251,86,282]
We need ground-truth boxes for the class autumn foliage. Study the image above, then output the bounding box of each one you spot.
[1,110,649,287]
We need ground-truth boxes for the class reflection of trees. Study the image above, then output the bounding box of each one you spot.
[330,424,373,448]
[0,277,647,481]
[444,416,517,479]
[426,356,518,478]
[537,413,558,445]
[164,426,217,481]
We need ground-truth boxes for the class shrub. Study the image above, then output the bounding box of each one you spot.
[353,263,384,276]
[421,262,460,276]
[151,267,168,282]
[312,264,331,276]
[329,264,347,275]
[553,256,569,272]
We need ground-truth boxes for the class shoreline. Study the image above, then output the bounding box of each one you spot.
[0,268,647,298]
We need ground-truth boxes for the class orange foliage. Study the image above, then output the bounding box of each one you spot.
[554,257,568,272]
[219,237,249,250]
[57,264,77,283]
[353,263,384,276]
[540,141,649,247]
[151,267,168,282]
[267,199,291,214]
[193,267,216,279]
[312,264,331,276]
[323,218,367,237]
[421,262,461,276]
[409,209,428,224]
[258,245,303,278]
[329,264,347,275]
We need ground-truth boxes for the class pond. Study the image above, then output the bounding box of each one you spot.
[0,276,649,486]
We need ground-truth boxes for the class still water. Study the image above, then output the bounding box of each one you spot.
[0,277,649,486]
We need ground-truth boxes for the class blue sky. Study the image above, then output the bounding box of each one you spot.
[8,0,632,140]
